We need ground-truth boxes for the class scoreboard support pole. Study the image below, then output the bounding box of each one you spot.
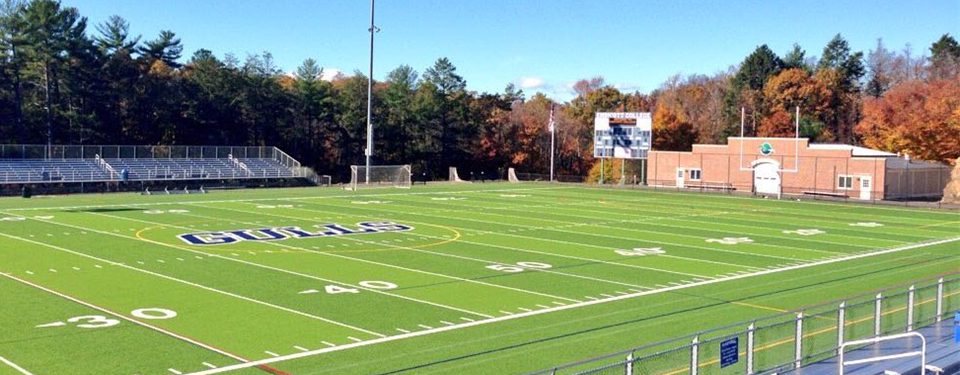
[600,158,604,185]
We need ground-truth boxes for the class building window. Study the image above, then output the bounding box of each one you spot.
[689,169,702,181]
[837,175,853,190]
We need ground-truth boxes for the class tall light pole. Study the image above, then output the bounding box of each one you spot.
[364,0,377,184]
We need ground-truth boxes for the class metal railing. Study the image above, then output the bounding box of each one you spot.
[527,274,959,375]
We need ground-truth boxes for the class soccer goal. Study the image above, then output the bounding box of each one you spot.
[348,165,412,190]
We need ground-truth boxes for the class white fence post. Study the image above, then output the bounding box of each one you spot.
[837,302,846,353]
[746,323,755,375]
[874,293,882,336]
[906,285,915,332]
[794,312,803,369]
[625,352,633,375]
[690,335,699,375]
[936,278,944,322]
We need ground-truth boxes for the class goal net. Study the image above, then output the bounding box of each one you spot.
[348,165,412,190]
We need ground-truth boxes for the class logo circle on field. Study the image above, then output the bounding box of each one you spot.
[759,142,775,156]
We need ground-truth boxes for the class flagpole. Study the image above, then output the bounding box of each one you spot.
[549,105,555,182]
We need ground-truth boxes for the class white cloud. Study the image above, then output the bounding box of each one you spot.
[519,77,545,89]
[320,68,344,81]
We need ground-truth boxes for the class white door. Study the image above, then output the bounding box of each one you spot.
[860,176,872,200]
[753,162,781,196]
[676,168,685,188]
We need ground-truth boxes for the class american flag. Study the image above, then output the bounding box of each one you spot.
[548,106,555,132]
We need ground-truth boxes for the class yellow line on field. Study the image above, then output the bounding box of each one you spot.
[731,301,788,313]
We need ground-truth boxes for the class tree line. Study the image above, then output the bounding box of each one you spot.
[1,0,957,181]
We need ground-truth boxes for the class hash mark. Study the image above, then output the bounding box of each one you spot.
[202,362,217,369]
[321,341,336,347]
[347,336,363,342]
[264,351,279,357]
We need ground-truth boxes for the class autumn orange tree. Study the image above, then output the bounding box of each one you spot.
[758,68,831,138]
[856,77,960,163]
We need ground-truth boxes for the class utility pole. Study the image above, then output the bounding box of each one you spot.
[364,0,377,184]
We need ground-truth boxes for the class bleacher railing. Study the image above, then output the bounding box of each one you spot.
[527,273,959,375]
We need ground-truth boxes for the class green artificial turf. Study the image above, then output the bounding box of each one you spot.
[0,183,956,375]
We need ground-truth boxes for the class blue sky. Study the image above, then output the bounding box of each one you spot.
[64,0,958,101]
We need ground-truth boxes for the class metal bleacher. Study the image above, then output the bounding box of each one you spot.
[0,145,305,185]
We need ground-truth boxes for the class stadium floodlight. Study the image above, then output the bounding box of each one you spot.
[364,0,379,184]
[348,165,411,190]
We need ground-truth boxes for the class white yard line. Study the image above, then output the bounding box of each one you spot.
[0,231,386,338]
[4,212,493,320]
[120,208,582,304]
[2,186,570,212]
[537,186,959,225]
[298,199,804,262]
[395,195,883,250]
[183,236,960,375]
[237,199,758,274]
[0,272,250,365]
[195,204,670,289]
[0,355,35,375]
[479,190,932,242]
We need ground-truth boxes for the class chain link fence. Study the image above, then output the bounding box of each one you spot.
[526,274,959,375]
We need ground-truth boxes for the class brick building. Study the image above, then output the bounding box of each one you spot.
[647,137,951,200]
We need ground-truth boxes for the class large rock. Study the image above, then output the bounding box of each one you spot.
[943,163,960,204]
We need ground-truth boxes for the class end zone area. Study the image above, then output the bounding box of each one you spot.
[0,183,957,374]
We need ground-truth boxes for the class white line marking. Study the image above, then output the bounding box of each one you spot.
[536,304,551,309]
[347,337,363,343]
[71,267,80,271]
[499,310,514,315]
[321,341,336,347]
[94,265,103,269]
[0,231,385,338]
[24,271,33,275]
[169,369,183,375]
[181,236,960,375]
[459,317,475,322]
[35,321,66,328]
[0,273,249,364]
[179,207,583,304]
[294,346,309,352]
[439,321,454,326]
[5,186,568,212]
[264,351,279,357]
[202,363,217,369]
[0,355,33,375]
[395,328,410,333]
[417,324,433,329]
[517,307,532,312]
[81,211,497,318]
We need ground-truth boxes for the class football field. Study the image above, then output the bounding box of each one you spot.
[0,183,957,375]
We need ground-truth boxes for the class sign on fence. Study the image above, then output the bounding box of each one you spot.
[719,337,739,368]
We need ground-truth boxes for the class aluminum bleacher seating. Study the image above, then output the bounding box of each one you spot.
[0,154,298,184]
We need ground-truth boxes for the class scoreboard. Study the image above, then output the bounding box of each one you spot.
[593,112,652,159]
